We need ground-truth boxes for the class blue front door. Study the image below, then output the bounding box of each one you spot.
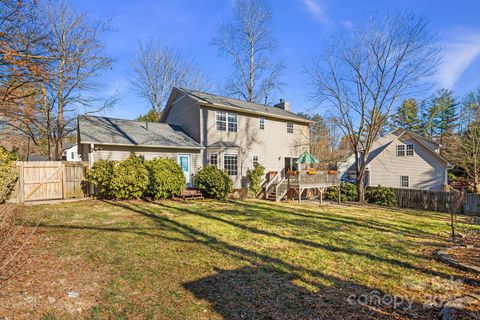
[178,154,191,186]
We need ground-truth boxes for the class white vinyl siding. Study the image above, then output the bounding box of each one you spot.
[369,136,447,191]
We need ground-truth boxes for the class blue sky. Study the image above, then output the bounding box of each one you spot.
[70,0,480,119]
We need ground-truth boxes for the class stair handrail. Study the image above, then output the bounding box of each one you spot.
[264,172,279,199]
[274,175,286,202]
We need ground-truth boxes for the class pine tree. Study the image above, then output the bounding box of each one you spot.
[390,98,421,132]
[429,89,458,136]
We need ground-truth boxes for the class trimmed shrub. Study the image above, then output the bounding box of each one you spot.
[325,182,357,202]
[86,159,115,198]
[366,186,397,207]
[0,147,18,201]
[110,154,149,200]
[193,165,233,200]
[246,164,265,197]
[145,158,185,199]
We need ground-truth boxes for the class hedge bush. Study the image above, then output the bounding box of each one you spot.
[366,186,397,207]
[193,165,232,200]
[325,182,357,202]
[86,159,115,198]
[0,147,18,202]
[246,164,265,197]
[110,154,149,200]
[145,158,185,199]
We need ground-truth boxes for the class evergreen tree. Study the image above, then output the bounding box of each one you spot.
[429,89,458,136]
[390,98,421,132]
[136,109,161,123]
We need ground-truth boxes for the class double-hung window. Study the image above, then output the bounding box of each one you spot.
[287,122,293,133]
[216,112,227,131]
[224,154,238,176]
[259,118,265,130]
[253,155,259,167]
[401,175,409,188]
[406,144,414,156]
[216,111,237,132]
[397,144,414,156]
[209,154,218,168]
[227,113,237,132]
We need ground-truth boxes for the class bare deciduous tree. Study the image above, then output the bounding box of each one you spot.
[130,41,209,119]
[42,0,114,159]
[444,122,480,193]
[306,12,440,202]
[211,0,284,104]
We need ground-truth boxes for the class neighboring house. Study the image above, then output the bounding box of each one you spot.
[337,129,452,191]
[64,144,82,161]
[77,88,312,188]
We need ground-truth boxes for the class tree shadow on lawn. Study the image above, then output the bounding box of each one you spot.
[108,201,479,286]
[183,265,438,320]
[231,200,445,240]
[154,202,444,269]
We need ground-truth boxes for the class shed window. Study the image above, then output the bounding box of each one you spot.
[224,154,238,176]
[259,118,265,130]
[406,144,414,156]
[396,145,405,156]
[287,122,293,133]
[401,176,409,188]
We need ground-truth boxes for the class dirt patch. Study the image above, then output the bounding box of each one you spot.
[0,227,108,319]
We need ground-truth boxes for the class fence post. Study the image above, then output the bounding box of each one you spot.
[62,162,67,199]
[18,161,24,204]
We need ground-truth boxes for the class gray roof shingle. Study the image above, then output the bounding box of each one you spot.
[78,115,202,149]
[176,88,312,123]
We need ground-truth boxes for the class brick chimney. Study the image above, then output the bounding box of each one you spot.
[274,99,290,111]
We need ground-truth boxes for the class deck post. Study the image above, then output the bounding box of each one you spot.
[338,185,341,204]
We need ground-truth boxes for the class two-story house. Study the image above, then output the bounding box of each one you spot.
[337,129,452,191]
[77,87,312,188]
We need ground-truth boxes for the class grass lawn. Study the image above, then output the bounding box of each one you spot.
[1,199,479,319]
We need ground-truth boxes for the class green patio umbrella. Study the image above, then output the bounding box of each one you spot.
[295,151,319,165]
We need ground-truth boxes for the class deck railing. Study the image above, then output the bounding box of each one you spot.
[287,171,339,188]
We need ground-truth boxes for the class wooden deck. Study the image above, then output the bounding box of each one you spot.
[264,171,339,202]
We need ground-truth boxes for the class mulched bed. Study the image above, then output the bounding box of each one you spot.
[450,231,480,269]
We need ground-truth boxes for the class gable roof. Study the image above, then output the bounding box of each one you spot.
[337,129,451,173]
[78,115,202,149]
[163,87,313,124]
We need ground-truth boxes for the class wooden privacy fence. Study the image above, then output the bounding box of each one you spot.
[12,161,88,203]
[369,187,480,215]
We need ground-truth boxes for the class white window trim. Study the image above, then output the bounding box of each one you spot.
[287,122,293,133]
[259,117,265,130]
[396,144,405,156]
[224,154,238,176]
[216,111,237,132]
[209,153,219,168]
[406,144,414,156]
[252,155,259,167]
[400,175,410,188]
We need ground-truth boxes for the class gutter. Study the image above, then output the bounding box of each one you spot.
[198,102,315,125]
[81,141,204,150]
